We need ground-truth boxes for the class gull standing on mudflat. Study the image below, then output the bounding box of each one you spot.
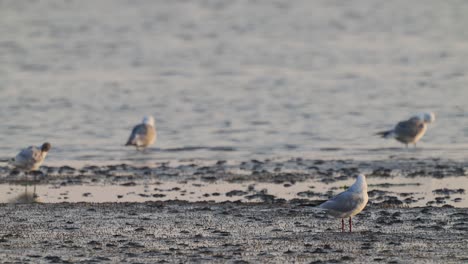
[125,116,157,150]
[376,112,435,148]
[12,142,52,171]
[319,174,368,232]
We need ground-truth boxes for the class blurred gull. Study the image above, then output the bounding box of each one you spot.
[319,174,368,232]
[376,112,435,148]
[125,116,157,150]
[12,142,51,171]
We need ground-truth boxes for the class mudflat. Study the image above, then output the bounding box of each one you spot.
[1,158,467,207]
[0,201,467,263]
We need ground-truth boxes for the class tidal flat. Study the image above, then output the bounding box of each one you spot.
[0,202,467,263]
[0,158,467,263]
[0,158,466,207]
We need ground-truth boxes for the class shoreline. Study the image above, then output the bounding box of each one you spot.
[0,158,466,207]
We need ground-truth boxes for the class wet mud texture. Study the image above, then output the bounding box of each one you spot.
[1,158,466,206]
[0,202,467,263]
[0,158,466,185]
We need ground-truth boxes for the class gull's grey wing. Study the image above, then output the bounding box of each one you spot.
[126,124,155,147]
[126,124,146,145]
[13,146,41,168]
[394,118,424,139]
[319,191,363,216]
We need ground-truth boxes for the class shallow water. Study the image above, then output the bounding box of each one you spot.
[2,175,466,207]
[2,0,468,165]
[1,1,468,206]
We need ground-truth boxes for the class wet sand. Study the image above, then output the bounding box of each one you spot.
[0,158,466,206]
[0,158,467,263]
[0,201,467,263]
[3,0,468,262]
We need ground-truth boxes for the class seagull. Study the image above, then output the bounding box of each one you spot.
[125,116,157,150]
[12,142,51,172]
[319,174,368,232]
[376,112,435,148]
[9,142,51,200]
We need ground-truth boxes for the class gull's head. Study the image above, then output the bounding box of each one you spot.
[423,112,436,124]
[142,116,155,127]
[41,142,51,153]
[356,174,366,182]
[349,174,367,192]
[413,112,435,124]
[356,174,367,186]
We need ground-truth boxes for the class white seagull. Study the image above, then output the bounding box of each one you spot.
[319,174,369,232]
[12,142,51,171]
[376,112,435,148]
[125,116,157,150]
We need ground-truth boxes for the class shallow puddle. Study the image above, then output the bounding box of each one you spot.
[1,176,465,207]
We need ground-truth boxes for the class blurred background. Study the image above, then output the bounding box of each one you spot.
[1,0,468,166]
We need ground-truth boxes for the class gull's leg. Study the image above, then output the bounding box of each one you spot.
[33,171,38,195]
[405,143,408,149]
[33,183,38,199]
[349,217,352,232]
[341,218,344,232]
[25,171,29,194]
[414,143,417,148]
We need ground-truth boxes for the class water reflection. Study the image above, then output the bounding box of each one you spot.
[0,176,465,207]
[8,184,42,204]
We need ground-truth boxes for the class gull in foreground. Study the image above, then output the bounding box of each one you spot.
[376,112,435,148]
[319,174,368,232]
[125,116,157,150]
[12,142,51,171]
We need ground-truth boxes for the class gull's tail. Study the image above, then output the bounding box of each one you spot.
[375,130,395,139]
